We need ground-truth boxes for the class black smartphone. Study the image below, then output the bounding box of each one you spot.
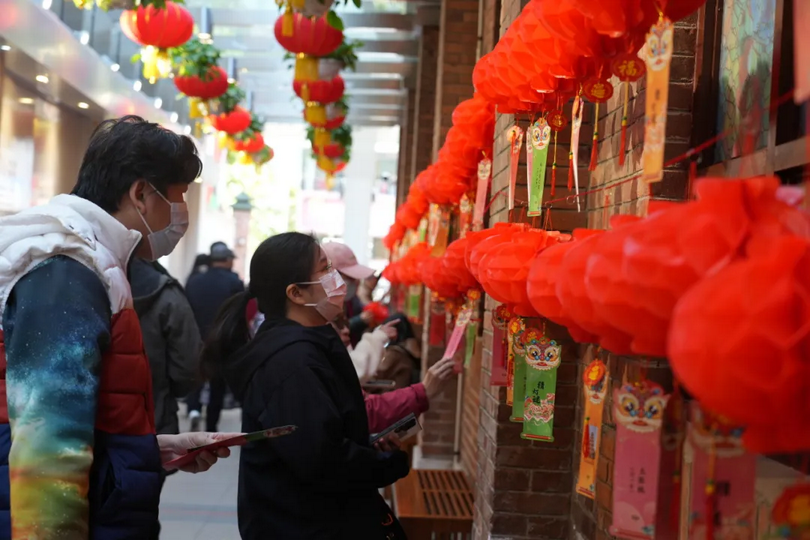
[369,413,421,446]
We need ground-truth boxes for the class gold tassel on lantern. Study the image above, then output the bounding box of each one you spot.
[325,173,335,190]
[188,98,209,119]
[141,46,172,84]
[294,55,318,82]
[282,4,294,36]
[305,103,327,126]
[290,0,305,9]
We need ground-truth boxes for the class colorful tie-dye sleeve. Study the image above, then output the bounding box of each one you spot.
[2,255,111,539]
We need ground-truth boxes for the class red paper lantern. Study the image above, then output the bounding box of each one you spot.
[363,301,390,325]
[174,66,229,99]
[210,106,252,135]
[313,142,345,159]
[294,75,345,104]
[233,132,265,154]
[465,223,520,281]
[526,239,596,343]
[443,237,479,295]
[119,2,194,48]
[420,256,460,300]
[274,14,343,56]
[556,228,635,354]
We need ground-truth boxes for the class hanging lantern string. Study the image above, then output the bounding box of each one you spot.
[539,87,797,210]
[433,88,797,219]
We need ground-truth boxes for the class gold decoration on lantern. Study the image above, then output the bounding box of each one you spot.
[141,45,172,84]
[188,98,209,119]
[305,102,327,126]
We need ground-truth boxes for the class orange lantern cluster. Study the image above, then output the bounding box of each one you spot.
[383,243,431,286]
[472,0,705,114]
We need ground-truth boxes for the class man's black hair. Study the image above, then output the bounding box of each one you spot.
[71,115,203,212]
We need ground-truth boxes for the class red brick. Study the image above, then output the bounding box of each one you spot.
[596,480,613,513]
[491,513,528,536]
[493,467,531,491]
[530,470,572,493]
[526,516,569,539]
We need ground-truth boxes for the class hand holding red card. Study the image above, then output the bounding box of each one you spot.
[163,426,298,471]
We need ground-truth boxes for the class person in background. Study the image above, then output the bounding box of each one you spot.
[131,257,202,538]
[0,116,231,538]
[333,314,397,383]
[188,253,210,283]
[185,241,245,431]
[204,232,409,539]
[357,272,380,304]
[322,242,376,347]
[333,317,457,434]
[372,313,423,390]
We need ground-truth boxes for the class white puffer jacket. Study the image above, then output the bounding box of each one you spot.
[349,328,390,383]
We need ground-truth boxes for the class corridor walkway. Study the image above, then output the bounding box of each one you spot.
[159,409,241,540]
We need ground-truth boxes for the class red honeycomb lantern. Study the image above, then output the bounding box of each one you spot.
[233,133,265,154]
[313,143,346,159]
[293,76,345,104]
[443,237,479,295]
[210,106,252,135]
[174,66,229,99]
[119,2,194,48]
[274,14,343,56]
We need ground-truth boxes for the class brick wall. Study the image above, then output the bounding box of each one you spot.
[410,26,439,181]
[432,0,479,157]
[460,335,483,481]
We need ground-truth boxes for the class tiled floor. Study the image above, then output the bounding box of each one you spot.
[159,409,242,540]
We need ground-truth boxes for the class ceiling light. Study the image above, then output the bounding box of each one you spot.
[41,0,52,9]
[78,31,90,45]
[35,75,49,84]
[183,125,192,135]
[133,80,142,91]
[227,78,235,84]
[78,102,89,109]
[170,112,179,123]
[154,98,163,109]
[0,45,11,52]
[110,63,120,72]
[18,97,34,105]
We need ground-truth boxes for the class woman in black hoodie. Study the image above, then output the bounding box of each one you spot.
[202,232,410,540]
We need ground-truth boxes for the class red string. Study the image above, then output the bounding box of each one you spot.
[540,88,796,209]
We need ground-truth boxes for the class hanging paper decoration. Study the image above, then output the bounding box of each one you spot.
[654,384,687,540]
[796,0,810,103]
[576,353,609,499]
[770,483,810,539]
[464,319,477,368]
[441,294,474,373]
[641,17,674,183]
[490,304,512,387]
[582,77,614,172]
[520,328,561,442]
[506,317,525,407]
[610,379,669,539]
[507,125,524,210]
[510,320,534,423]
[527,118,552,217]
[459,194,473,237]
[473,157,492,230]
[427,295,446,346]
[611,53,646,167]
[569,96,584,211]
[547,109,568,197]
[407,284,422,322]
[427,204,450,256]
[684,404,756,539]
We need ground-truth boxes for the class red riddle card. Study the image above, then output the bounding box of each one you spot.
[163,425,297,471]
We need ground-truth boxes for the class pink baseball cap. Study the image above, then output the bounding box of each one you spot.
[323,242,375,281]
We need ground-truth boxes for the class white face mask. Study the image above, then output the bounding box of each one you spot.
[300,269,347,322]
[136,184,189,261]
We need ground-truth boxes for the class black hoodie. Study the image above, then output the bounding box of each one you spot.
[223,318,410,540]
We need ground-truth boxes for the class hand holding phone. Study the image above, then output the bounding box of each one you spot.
[369,413,420,447]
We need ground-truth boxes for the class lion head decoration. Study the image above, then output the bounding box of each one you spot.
[523,328,561,371]
[614,380,669,434]
[583,359,608,405]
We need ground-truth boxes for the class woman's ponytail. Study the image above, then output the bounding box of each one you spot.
[201,289,253,379]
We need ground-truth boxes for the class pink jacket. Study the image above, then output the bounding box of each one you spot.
[364,383,429,434]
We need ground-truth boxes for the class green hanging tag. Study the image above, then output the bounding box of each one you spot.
[509,318,527,423]
[527,118,552,217]
[417,216,428,242]
[520,328,562,442]
[464,321,477,367]
[407,285,422,320]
